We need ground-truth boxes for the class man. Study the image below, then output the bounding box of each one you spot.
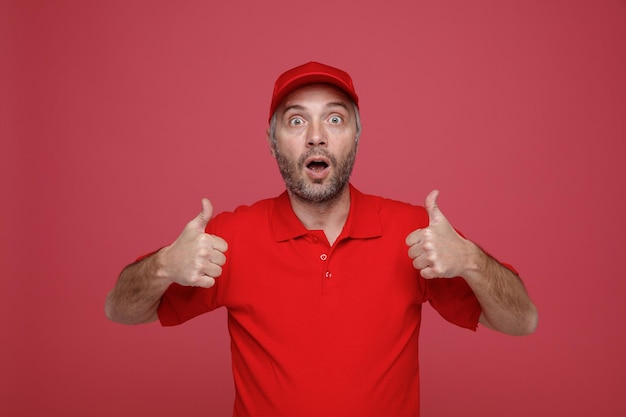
[105,61,537,417]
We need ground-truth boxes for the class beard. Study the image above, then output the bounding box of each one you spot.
[273,144,357,204]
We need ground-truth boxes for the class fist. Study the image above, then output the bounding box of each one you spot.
[158,198,228,288]
[405,190,476,279]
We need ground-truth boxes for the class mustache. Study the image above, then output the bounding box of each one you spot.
[298,148,336,166]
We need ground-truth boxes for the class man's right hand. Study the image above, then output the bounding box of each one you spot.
[156,198,228,288]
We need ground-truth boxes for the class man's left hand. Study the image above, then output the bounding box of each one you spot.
[406,190,480,279]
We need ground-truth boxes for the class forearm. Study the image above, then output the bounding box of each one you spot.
[105,251,172,325]
[463,244,538,336]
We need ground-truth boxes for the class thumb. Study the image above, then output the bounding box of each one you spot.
[193,198,213,230]
[425,189,442,224]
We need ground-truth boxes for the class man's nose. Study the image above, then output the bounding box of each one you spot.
[307,120,327,147]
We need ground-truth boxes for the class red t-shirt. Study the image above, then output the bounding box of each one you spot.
[158,185,481,417]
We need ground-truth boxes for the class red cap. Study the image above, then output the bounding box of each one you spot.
[269,61,359,122]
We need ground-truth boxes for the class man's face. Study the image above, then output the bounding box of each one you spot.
[269,84,359,204]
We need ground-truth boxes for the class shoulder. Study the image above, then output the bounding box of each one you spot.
[206,196,279,234]
[353,187,429,229]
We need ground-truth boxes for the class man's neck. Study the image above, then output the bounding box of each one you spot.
[287,186,351,246]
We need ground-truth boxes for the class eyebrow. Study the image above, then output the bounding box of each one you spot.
[282,104,306,114]
[326,101,350,111]
[282,101,350,115]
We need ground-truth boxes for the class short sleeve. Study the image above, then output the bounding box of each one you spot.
[424,277,482,331]
[158,284,218,326]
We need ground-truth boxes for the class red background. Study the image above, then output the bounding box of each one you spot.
[3,1,626,416]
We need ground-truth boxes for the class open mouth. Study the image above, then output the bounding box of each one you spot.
[306,159,329,172]
[304,156,331,179]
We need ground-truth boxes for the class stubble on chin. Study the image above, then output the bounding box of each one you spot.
[274,147,357,204]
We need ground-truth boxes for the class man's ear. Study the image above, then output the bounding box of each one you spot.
[266,128,277,158]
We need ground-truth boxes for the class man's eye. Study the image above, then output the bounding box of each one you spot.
[329,115,343,124]
[289,118,304,126]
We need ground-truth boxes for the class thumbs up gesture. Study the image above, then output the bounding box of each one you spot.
[157,198,228,288]
[406,190,478,279]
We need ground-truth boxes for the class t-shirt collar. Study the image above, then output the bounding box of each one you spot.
[271,183,383,242]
